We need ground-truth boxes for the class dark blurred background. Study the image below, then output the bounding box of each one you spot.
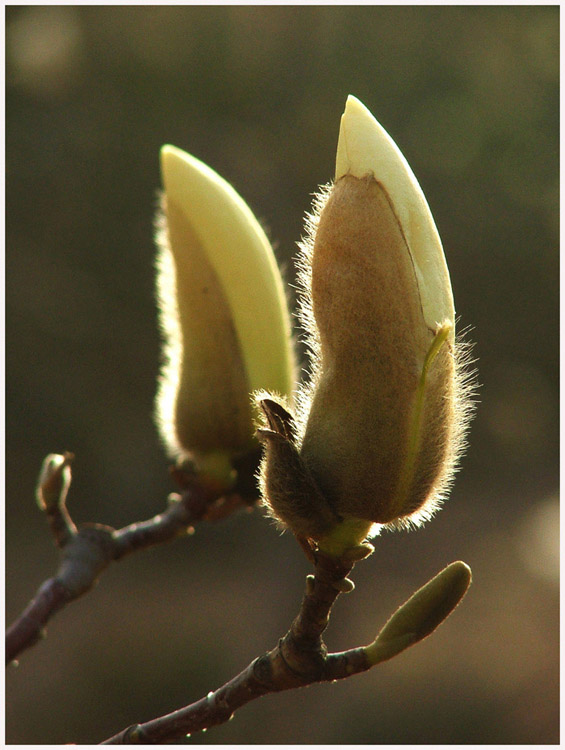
[6,5,559,745]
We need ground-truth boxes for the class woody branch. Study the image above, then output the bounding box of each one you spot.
[6,450,258,666]
[101,546,374,744]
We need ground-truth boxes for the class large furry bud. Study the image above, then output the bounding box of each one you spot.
[258,96,474,550]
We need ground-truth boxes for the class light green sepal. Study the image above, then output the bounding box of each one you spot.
[317,517,375,557]
[193,450,236,490]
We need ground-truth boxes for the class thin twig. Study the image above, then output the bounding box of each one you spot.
[101,547,373,744]
[99,549,472,744]
[5,578,70,663]
[6,453,258,665]
[8,451,472,746]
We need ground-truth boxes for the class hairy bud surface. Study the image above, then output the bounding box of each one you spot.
[258,96,474,544]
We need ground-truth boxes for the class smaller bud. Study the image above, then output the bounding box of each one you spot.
[365,560,472,665]
[36,453,73,512]
[155,146,296,485]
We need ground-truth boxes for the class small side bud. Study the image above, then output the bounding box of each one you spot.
[365,560,472,665]
[36,453,73,512]
[256,395,340,540]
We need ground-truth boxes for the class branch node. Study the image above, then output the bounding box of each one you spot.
[56,524,115,598]
[104,723,146,745]
[279,633,326,682]
[251,654,274,688]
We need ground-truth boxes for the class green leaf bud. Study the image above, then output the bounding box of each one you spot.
[365,560,472,664]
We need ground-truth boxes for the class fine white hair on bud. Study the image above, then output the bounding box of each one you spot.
[258,95,476,546]
[154,145,296,483]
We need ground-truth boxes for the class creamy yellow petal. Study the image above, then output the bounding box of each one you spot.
[161,145,295,398]
[335,95,454,335]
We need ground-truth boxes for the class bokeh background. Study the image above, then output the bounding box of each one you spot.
[6,5,559,745]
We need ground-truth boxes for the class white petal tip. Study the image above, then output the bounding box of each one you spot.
[333,96,455,333]
[335,95,386,180]
[160,145,204,198]
[160,143,182,177]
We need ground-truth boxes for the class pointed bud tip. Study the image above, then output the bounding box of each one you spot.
[335,94,405,182]
[159,144,214,201]
[159,143,182,178]
[333,95,455,333]
[440,560,473,601]
[159,143,187,200]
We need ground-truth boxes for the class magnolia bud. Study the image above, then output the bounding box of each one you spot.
[258,95,474,546]
[155,145,296,484]
[365,561,472,664]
